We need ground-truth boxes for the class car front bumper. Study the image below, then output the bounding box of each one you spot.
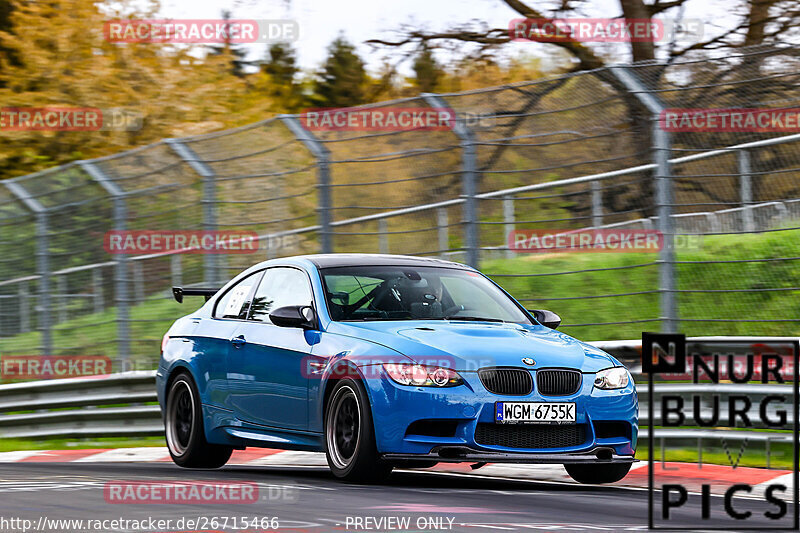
[383,447,637,464]
[362,367,638,461]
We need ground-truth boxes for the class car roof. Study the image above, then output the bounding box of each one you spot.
[300,253,474,270]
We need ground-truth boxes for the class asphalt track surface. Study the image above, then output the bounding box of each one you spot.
[0,462,791,533]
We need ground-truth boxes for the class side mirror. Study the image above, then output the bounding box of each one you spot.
[530,309,561,329]
[269,305,316,329]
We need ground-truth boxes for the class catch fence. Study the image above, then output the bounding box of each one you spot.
[1,43,799,366]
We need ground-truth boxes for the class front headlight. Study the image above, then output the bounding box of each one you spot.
[594,367,630,390]
[383,363,463,387]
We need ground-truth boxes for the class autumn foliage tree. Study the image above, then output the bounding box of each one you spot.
[312,36,368,107]
[0,0,265,179]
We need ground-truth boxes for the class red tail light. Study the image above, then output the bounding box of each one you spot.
[161,333,170,353]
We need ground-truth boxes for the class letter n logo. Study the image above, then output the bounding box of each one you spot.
[642,332,686,374]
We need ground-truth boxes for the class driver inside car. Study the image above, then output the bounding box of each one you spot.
[372,274,441,318]
[327,271,463,320]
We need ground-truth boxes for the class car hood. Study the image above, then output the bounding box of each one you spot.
[330,320,617,373]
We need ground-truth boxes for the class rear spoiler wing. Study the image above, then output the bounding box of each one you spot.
[172,287,219,303]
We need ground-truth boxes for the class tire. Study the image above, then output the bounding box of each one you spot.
[324,378,393,483]
[165,373,233,469]
[564,462,631,484]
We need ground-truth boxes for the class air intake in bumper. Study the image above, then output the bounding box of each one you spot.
[405,419,459,438]
[475,423,587,449]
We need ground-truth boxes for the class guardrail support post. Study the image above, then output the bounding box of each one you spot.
[79,161,130,367]
[698,437,703,468]
[738,149,755,233]
[611,66,677,333]
[166,139,222,285]
[279,116,333,254]
[5,181,52,355]
[423,94,479,268]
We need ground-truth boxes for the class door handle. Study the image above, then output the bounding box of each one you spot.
[231,335,246,348]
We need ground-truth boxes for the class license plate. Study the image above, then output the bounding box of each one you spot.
[495,402,576,424]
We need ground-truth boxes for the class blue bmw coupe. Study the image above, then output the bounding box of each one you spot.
[157,254,637,483]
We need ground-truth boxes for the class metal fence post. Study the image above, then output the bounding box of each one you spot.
[610,66,677,333]
[265,237,276,260]
[18,282,29,333]
[56,275,67,324]
[738,149,755,233]
[422,94,479,268]
[170,255,182,289]
[92,268,103,314]
[132,261,145,304]
[279,116,333,254]
[503,196,515,259]
[437,208,449,258]
[166,139,222,284]
[591,180,603,227]
[34,212,51,352]
[79,161,130,366]
[378,219,389,254]
[5,181,52,355]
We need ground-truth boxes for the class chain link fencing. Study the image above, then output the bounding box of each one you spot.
[0,43,799,370]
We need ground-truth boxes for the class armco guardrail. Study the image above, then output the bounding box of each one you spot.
[637,383,796,429]
[0,340,796,443]
[0,371,160,439]
[593,335,800,372]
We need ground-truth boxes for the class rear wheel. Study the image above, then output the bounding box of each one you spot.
[564,462,631,484]
[165,373,232,468]
[324,378,393,483]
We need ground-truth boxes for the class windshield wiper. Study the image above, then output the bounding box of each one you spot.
[342,317,410,321]
[442,316,506,323]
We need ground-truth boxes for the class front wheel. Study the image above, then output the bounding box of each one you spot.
[324,378,392,483]
[564,462,631,484]
[165,373,232,468]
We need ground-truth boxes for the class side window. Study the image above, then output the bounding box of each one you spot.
[323,274,384,320]
[213,271,262,319]
[249,267,313,323]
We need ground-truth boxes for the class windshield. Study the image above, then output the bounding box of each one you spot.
[321,266,532,324]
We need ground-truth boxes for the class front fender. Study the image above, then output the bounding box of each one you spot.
[310,335,411,434]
